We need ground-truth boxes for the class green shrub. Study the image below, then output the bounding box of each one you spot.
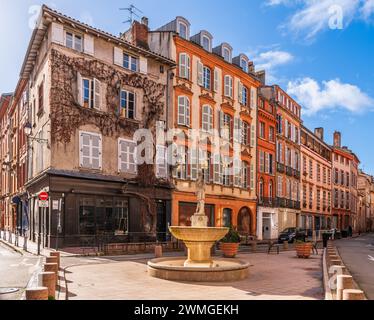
[221,226,241,243]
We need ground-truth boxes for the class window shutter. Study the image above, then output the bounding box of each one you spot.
[77,72,83,106]
[179,53,186,78]
[250,163,254,190]
[197,60,203,86]
[229,77,233,98]
[114,47,123,66]
[250,124,255,147]
[214,68,219,92]
[51,22,64,45]
[79,132,90,168]
[178,96,185,125]
[185,98,190,126]
[285,119,288,138]
[238,81,243,103]
[84,34,94,56]
[250,87,257,109]
[213,154,221,184]
[219,110,224,137]
[93,78,101,110]
[233,118,239,143]
[224,76,228,97]
[139,56,148,74]
[156,145,167,178]
[265,153,269,173]
[91,134,102,170]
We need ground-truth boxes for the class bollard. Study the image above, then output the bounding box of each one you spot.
[44,263,59,285]
[283,241,289,250]
[330,259,342,266]
[50,252,61,270]
[155,245,163,258]
[46,256,58,266]
[251,242,257,253]
[329,265,347,276]
[26,287,48,300]
[343,289,365,300]
[337,275,354,300]
[40,272,56,299]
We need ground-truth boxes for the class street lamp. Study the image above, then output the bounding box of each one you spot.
[24,122,49,145]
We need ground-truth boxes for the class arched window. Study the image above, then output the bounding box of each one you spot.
[223,47,231,62]
[223,208,232,227]
[178,22,189,39]
[202,105,213,133]
[179,53,190,79]
[241,58,248,72]
[202,35,211,52]
[178,96,190,126]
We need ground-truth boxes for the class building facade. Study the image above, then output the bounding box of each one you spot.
[331,132,360,232]
[256,88,277,240]
[358,170,374,232]
[300,127,332,235]
[150,17,262,235]
[10,6,175,249]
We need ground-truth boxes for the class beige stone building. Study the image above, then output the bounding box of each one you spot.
[358,170,374,232]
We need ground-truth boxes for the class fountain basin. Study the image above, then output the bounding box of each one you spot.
[148,257,250,282]
[169,226,228,267]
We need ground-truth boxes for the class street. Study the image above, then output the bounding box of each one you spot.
[0,242,42,300]
[335,233,374,300]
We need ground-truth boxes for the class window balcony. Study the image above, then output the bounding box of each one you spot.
[258,197,277,208]
[293,169,301,179]
[277,162,285,174]
[286,166,293,177]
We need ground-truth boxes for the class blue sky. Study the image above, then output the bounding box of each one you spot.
[1,0,374,174]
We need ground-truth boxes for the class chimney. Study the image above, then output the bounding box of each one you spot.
[333,131,341,148]
[129,17,149,50]
[314,127,324,141]
[256,70,266,85]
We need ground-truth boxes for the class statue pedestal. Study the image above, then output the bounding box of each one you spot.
[191,214,208,228]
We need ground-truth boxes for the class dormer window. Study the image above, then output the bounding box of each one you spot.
[223,47,231,62]
[178,22,188,39]
[202,35,211,52]
[241,58,248,72]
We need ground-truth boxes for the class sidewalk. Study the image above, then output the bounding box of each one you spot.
[63,250,324,300]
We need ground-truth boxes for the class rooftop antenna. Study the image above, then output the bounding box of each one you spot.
[119,4,143,26]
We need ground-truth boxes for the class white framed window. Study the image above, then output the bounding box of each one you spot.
[178,22,188,39]
[203,66,211,90]
[241,161,249,189]
[189,149,198,181]
[241,86,248,106]
[202,35,211,52]
[118,139,137,174]
[120,90,136,119]
[202,105,213,133]
[241,58,248,72]
[156,145,167,178]
[224,75,233,98]
[220,112,232,140]
[79,131,102,170]
[223,47,231,62]
[175,145,188,179]
[65,31,83,52]
[179,53,190,79]
[78,75,101,110]
[213,154,221,184]
[123,53,139,72]
[178,96,190,126]
[241,121,249,146]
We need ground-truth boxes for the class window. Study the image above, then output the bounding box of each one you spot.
[81,77,101,110]
[178,22,188,39]
[223,47,231,62]
[323,167,327,184]
[241,58,248,72]
[259,122,265,139]
[242,161,249,189]
[259,178,264,202]
[277,176,283,197]
[309,160,313,178]
[269,154,274,175]
[222,156,231,186]
[317,164,321,182]
[260,151,265,173]
[202,151,211,183]
[79,132,102,170]
[38,82,44,115]
[179,53,190,79]
[269,181,273,199]
[346,172,350,187]
[276,114,283,134]
[202,35,211,51]
[214,68,219,92]
[66,31,83,52]
[213,154,221,184]
[120,90,136,119]
[241,86,248,106]
[202,105,213,133]
[178,96,190,126]
[189,149,198,181]
[241,121,249,145]
[156,145,167,178]
[175,146,188,179]
[335,169,339,184]
[224,75,233,98]
[220,113,232,140]
[203,66,211,90]
[123,53,139,72]
[269,126,275,142]
[118,139,137,174]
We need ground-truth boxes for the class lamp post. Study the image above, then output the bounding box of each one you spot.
[24,122,49,255]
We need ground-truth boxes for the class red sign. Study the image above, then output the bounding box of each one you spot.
[39,192,49,201]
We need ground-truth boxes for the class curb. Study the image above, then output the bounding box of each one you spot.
[322,248,333,300]
[0,238,24,256]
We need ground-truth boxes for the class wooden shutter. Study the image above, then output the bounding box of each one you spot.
[51,22,64,45]
[179,53,186,78]
[250,163,254,190]
[91,134,102,170]
[178,97,185,125]
[214,68,219,92]
[156,145,167,178]
[197,60,203,86]
[250,87,257,109]
[185,98,190,126]
[250,124,255,147]
[93,78,101,110]
[238,81,243,103]
[139,56,148,74]
[77,72,83,106]
[84,34,94,56]
[114,47,123,66]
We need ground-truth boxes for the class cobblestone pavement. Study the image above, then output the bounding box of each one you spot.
[63,251,324,300]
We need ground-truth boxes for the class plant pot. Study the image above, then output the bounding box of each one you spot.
[220,243,239,258]
[295,243,312,259]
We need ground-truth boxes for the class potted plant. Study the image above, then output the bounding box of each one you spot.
[220,226,241,258]
[295,240,313,259]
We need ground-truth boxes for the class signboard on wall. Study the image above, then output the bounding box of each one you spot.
[39,200,49,208]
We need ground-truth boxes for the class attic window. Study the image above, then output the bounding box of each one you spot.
[179,22,188,39]
[223,47,231,63]
[241,58,248,72]
[202,35,211,52]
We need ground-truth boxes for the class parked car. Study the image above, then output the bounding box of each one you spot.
[278,228,306,243]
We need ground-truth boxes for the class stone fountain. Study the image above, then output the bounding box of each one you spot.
[148,174,250,282]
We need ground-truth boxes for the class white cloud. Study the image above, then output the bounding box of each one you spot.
[267,0,374,40]
[253,50,294,70]
[287,77,374,115]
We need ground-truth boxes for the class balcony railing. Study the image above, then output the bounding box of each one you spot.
[286,166,293,176]
[277,198,301,209]
[277,162,285,174]
[293,169,301,179]
[258,197,277,208]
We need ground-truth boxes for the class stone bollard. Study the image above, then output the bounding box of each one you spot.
[331,259,342,266]
[26,287,48,300]
[343,289,365,300]
[50,252,61,270]
[44,263,59,285]
[283,241,289,250]
[46,256,58,266]
[329,265,347,276]
[251,242,257,253]
[155,245,163,258]
[40,272,56,299]
[337,275,354,300]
